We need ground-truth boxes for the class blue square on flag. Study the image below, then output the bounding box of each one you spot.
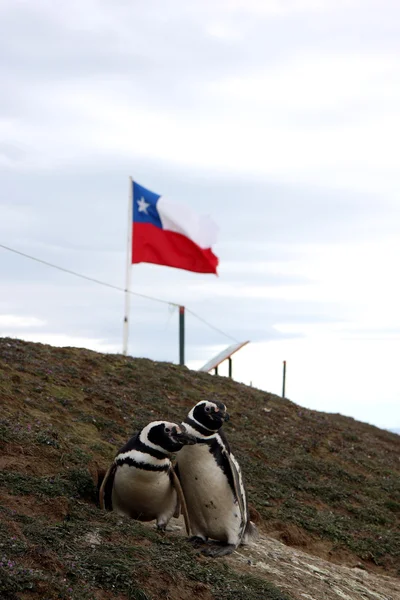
[133,182,162,228]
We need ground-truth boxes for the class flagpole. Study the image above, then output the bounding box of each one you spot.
[123,176,133,356]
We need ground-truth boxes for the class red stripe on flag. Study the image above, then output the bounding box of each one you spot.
[132,223,218,275]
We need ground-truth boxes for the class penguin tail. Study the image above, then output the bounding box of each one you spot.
[242,520,259,545]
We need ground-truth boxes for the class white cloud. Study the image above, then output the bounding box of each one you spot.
[1,0,399,197]
[3,54,399,197]
[190,238,400,327]
[209,53,398,113]
[195,0,359,19]
[0,315,45,328]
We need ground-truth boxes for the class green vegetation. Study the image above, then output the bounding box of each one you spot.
[0,502,291,600]
[1,336,400,598]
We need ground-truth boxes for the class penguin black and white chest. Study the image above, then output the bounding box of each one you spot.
[176,400,258,557]
[99,421,195,530]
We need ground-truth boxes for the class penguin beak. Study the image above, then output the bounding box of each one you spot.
[210,407,229,423]
[213,402,229,423]
[173,424,196,445]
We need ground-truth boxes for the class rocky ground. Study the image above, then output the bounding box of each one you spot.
[233,534,400,600]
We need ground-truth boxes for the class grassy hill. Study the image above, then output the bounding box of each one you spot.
[1,337,399,600]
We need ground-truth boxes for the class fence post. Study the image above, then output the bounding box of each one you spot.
[179,306,185,366]
[228,357,232,378]
[282,360,286,398]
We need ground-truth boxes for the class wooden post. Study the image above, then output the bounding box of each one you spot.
[282,360,286,398]
[179,306,185,365]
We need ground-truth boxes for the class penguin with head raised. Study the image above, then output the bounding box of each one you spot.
[176,400,258,557]
[99,421,195,533]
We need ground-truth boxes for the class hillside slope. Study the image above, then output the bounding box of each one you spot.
[0,338,399,599]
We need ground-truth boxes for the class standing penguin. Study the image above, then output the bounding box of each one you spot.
[176,400,258,557]
[99,421,195,533]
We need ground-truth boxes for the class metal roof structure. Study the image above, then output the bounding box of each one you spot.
[198,341,250,377]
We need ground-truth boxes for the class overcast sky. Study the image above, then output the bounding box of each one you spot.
[1,0,400,431]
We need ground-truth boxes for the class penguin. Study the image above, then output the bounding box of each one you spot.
[99,421,195,534]
[176,400,258,557]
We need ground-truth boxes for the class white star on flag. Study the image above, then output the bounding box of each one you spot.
[137,197,150,214]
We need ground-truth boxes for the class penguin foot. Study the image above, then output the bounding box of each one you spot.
[201,543,236,557]
[156,523,167,533]
[188,535,207,548]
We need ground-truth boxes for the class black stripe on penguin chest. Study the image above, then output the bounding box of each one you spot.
[114,431,170,472]
[185,416,215,438]
[208,438,237,500]
[115,457,169,472]
[118,433,167,461]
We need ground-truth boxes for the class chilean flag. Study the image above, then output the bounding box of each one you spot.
[132,181,219,275]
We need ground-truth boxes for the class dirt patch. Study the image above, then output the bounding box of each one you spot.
[1,492,70,521]
[0,441,64,476]
[268,522,312,548]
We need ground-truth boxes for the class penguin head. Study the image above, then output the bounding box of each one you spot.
[143,421,196,454]
[191,400,229,432]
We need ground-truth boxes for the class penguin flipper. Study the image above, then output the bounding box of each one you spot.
[225,450,246,530]
[171,462,181,517]
[173,461,181,481]
[173,499,181,519]
[170,464,191,537]
[99,462,117,511]
[218,429,249,534]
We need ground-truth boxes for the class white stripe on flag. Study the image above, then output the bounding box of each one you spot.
[157,196,219,249]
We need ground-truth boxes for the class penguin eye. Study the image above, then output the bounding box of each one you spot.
[204,406,211,413]
[164,427,171,434]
